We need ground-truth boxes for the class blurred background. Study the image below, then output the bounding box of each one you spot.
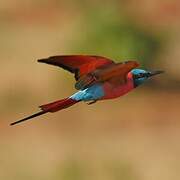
[1,0,180,179]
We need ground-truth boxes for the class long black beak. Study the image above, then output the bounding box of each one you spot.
[149,70,164,77]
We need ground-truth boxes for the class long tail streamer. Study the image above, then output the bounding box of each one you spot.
[10,98,78,126]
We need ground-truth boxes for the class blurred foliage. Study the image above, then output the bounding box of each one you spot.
[57,159,85,180]
[55,159,138,180]
[106,160,138,180]
[73,2,163,67]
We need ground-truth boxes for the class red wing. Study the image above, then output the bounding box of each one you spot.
[75,61,140,90]
[38,55,114,80]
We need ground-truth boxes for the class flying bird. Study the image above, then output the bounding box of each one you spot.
[10,55,164,126]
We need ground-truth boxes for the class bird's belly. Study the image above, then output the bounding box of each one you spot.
[102,80,134,100]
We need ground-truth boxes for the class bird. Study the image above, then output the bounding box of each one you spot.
[10,55,164,126]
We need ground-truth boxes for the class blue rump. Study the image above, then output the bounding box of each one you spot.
[70,84,105,101]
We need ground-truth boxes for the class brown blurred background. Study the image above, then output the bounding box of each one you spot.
[1,0,180,179]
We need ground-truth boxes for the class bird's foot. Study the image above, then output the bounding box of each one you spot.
[87,100,97,105]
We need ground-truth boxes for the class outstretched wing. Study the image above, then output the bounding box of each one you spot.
[38,55,114,80]
[75,61,139,90]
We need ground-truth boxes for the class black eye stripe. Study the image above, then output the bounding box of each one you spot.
[134,73,148,79]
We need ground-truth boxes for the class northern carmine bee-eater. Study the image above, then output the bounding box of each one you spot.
[10,55,164,126]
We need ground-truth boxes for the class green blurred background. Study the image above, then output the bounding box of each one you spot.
[1,0,180,179]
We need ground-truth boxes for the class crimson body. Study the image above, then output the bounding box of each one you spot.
[102,72,134,99]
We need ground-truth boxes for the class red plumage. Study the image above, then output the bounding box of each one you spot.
[38,55,114,80]
[39,98,78,112]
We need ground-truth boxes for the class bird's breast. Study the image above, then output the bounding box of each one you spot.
[102,72,134,100]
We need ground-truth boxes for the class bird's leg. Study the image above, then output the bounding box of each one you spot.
[87,100,97,105]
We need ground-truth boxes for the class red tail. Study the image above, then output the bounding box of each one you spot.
[10,98,78,126]
[39,98,78,112]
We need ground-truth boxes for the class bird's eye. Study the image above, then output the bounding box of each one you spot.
[139,73,144,77]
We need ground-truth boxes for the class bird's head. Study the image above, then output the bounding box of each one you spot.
[131,69,164,87]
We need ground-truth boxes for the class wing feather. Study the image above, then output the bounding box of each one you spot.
[38,55,114,80]
[75,61,139,89]
[38,55,139,90]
